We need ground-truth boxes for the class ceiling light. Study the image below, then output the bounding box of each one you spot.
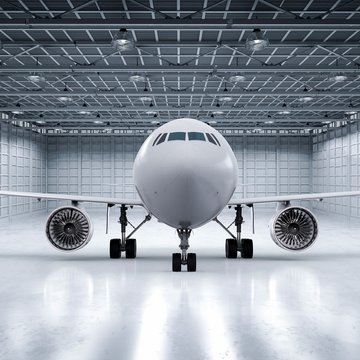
[278,110,290,115]
[129,73,146,82]
[146,110,157,115]
[26,73,46,83]
[208,120,217,125]
[322,121,331,124]
[219,96,232,102]
[212,110,224,115]
[245,28,269,51]
[228,74,246,82]
[36,120,45,124]
[111,28,135,51]
[79,110,91,115]
[12,110,23,115]
[151,120,160,125]
[265,120,274,124]
[345,111,357,116]
[94,120,103,124]
[58,96,72,102]
[140,96,152,102]
[299,96,314,103]
[328,73,348,82]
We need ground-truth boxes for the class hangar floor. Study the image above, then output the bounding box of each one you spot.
[0,206,359,360]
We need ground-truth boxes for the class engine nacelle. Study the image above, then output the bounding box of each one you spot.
[46,206,93,251]
[269,206,318,251]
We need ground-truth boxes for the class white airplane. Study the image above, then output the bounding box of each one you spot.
[1,117,360,272]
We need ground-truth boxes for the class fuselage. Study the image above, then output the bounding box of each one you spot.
[134,118,237,229]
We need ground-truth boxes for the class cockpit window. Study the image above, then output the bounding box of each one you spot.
[206,133,217,145]
[168,132,186,141]
[153,133,162,146]
[156,133,167,145]
[210,133,221,146]
[188,132,206,141]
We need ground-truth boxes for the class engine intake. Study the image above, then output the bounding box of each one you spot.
[46,206,93,251]
[269,206,318,251]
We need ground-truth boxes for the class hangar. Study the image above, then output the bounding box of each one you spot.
[0,1,359,359]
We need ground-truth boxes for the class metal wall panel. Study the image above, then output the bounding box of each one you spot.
[228,136,311,206]
[313,124,358,217]
[0,123,46,219]
[46,136,146,209]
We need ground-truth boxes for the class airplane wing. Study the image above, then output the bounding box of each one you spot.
[228,190,360,206]
[0,190,143,207]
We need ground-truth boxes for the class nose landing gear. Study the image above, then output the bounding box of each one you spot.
[172,228,197,272]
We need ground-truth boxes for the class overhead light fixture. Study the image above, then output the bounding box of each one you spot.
[245,28,269,51]
[219,96,232,102]
[228,74,246,83]
[129,73,146,82]
[12,110,23,115]
[79,110,91,115]
[151,120,160,125]
[328,73,348,82]
[36,120,45,124]
[212,110,224,115]
[265,120,274,124]
[298,96,314,103]
[111,28,135,51]
[94,120,103,124]
[26,57,46,83]
[58,96,72,102]
[140,96,152,102]
[146,110,157,115]
[208,120,217,125]
[345,111,357,116]
[26,73,46,83]
[278,110,290,115]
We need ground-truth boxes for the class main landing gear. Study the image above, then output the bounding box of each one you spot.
[172,228,197,272]
[109,204,151,259]
[214,205,253,259]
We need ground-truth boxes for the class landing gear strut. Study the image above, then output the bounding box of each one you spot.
[214,205,253,259]
[109,204,151,259]
[172,228,196,272]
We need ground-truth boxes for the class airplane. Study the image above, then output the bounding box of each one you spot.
[1,117,360,272]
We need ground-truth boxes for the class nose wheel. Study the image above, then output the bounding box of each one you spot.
[172,228,196,272]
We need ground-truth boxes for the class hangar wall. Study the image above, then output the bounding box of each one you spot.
[0,123,46,219]
[313,123,359,217]
[46,134,312,209]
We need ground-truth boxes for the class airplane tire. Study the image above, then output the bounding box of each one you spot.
[172,253,182,272]
[241,238,253,259]
[125,238,137,258]
[225,238,238,258]
[187,253,197,272]
[110,239,121,258]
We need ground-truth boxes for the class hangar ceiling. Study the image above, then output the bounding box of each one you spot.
[0,0,359,135]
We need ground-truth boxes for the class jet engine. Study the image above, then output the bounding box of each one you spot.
[46,206,93,251]
[269,206,318,251]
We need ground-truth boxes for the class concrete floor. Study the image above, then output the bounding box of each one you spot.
[0,205,360,360]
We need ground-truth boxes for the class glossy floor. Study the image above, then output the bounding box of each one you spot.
[0,206,360,360]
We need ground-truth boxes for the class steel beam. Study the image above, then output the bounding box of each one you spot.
[10,117,345,123]
[0,65,358,73]
[0,90,357,97]
[2,106,357,112]
[0,19,359,30]
[1,41,359,48]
